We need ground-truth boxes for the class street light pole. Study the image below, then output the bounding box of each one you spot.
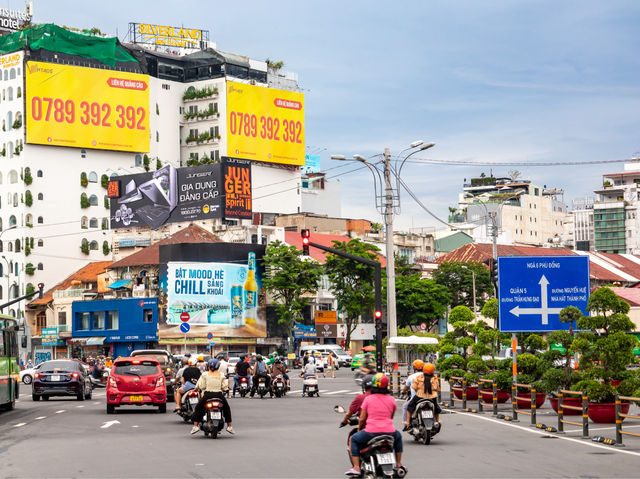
[383,147,399,364]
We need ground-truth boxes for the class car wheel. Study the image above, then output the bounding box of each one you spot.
[106,404,115,414]
[77,391,85,401]
[158,404,166,413]
[85,385,92,400]
[32,394,40,401]
[22,375,32,385]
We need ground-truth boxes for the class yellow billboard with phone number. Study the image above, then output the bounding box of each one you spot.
[227,81,305,166]
[26,61,150,152]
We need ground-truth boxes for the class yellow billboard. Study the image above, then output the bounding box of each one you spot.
[25,62,150,152]
[227,81,305,166]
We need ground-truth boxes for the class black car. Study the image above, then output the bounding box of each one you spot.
[32,359,93,401]
[130,349,176,401]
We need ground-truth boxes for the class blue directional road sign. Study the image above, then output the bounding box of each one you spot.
[180,322,191,334]
[498,256,590,332]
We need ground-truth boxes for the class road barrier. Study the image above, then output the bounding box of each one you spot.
[477,378,498,415]
[557,390,589,438]
[512,382,538,425]
[615,394,639,446]
[448,377,467,409]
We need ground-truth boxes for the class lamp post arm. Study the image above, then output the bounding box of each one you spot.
[360,160,385,212]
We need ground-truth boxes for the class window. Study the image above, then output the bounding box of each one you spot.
[135,154,142,167]
[81,149,86,159]
[101,218,108,230]
[1,71,4,81]
[58,311,66,326]
[89,218,98,228]
[37,239,43,247]
[89,240,98,250]
[37,170,43,178]
[7,242,12,252]
[106,310,119,329]
[92,311,105,330]
[9,68,15,80]
[12,193,17,207]
[0,241,3,253]
[81,216,88,228]
[9,215,16,227]
[16,86,21,97]
[89,195,98,206]
[36,312,46,332]
[14,239,20,253]
[8,169,17,183]
[143,309,153,323]
[7,87,12,101]
[162,83,170,90]
[37,216,43,224]
[25,214,32,226]
[37,263,43,270]
[88,171,97,183]
[38,193,43,200]
[77,312,90,331]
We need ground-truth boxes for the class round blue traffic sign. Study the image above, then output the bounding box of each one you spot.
[180,322,191,333]
[207,332,213,340]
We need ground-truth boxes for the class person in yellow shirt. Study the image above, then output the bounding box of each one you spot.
[404,363,441,427]
[105,358,113,368]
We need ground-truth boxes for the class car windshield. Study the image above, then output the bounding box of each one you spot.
[228,358,239,364]
[114,361,159,376]
[132,353,169,366]
[40,361,78,373]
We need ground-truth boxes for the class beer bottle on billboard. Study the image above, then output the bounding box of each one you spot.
[243,252,258,325]
[230,285,244,328]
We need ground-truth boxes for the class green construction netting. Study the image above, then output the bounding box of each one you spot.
[0,24,138,67]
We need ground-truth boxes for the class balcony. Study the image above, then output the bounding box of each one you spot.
[53,288,87,299]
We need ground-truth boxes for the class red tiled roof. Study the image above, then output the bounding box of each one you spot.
[29,261,112,306]
[610,287,640,307]
[109,224,222,269]
[284,231,386,266]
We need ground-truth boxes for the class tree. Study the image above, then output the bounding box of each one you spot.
[262,241,323,356]
[394,273,450,331]
[324,239,380,351]
[433,261,492,308]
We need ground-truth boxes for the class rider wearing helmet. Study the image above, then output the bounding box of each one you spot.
[345,373,404,476]
[400,359,425,429]
[340,374,374,468]
[190,359,234,436]
[405,362,441,428]
[270,356,290,390]
[215,352,229,376]
[196,355,206,373]
[173,356,201,413]
[250,354,272,398]
[233,354,252,396]
[360,353,376,374]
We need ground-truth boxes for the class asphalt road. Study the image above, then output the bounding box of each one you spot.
[2,368,640,478]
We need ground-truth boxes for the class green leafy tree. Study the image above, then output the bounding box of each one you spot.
[324,239,379,350]
[101,174,109,189]
[434,261,492,308]
[262,241,323,355]
[102,241,110,256]
[394,273,450,331]
[80,239,90,255]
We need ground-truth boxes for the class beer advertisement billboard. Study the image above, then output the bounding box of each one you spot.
[25,61,150,152]
[165,254,266,339]
[226,81,305,166]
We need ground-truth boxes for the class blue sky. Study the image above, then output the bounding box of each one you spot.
[31,1,640,230]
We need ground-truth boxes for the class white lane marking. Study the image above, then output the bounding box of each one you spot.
[195,464,204,466]
[35,416,46,420]
[324,390,351,395]
[76,405,85,408]
[92,402,100,405]
[13,423,26,428]
[55,410,65,414]
[446,408,640,457]
[348,391,360,395]
[132,425,139,428]
[319,390,329,393]
[101,420,120,429]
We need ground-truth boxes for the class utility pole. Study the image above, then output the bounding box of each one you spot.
[383,147,398,364]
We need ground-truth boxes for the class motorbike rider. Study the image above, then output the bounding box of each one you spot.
[270,357,289,391]
[405,362,441,428]
[250,354,272,398]
[174,357,201,413]
[360,353,376,374]
[233,354,253,396]
[401,359,424,429]
[190,359,234,435]
[345,373,404,476]
[340,373,373,466]
[301,355,318,396]
[196,355,207,373]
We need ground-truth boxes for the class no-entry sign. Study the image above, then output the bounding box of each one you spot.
[180,312,190,322]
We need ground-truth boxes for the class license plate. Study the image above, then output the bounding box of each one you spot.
[308,387,316,391]
[189,398,199,405]
[211,412,222,419]
[377,453,395,465]
[130,395,143,402]
[422,410,434,419]
[51,375,60,382]
[240,383,248,389]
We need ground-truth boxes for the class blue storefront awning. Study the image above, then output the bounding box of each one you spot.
[86,337,106,345]
[107,279,132,289]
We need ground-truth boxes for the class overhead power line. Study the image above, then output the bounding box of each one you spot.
[392,156,633,167]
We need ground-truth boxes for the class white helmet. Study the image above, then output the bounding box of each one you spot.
[308,356,315,364]
[188,358,197,366]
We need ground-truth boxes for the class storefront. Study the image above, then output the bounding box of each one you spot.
[71,298,158,358]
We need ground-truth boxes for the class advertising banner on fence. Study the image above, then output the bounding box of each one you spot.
[226,81,305,166]
[26,61,150,152]
[166,254,266,338]
[109,159,251,229]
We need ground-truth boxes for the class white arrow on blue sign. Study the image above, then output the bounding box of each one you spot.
[498,255,590,333]
[180,322,191,333]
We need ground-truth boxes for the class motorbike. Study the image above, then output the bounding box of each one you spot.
[178,389,199,423]
[199,397,226,439]
[272,374,286,398]
[256,376,269,398]
[303,376,319,397]
[406,398,441,445]
[335,406,407,479]
[235,376,250,397]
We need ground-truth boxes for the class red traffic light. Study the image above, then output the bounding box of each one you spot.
[374,310,382,319]
[302,237,310,246]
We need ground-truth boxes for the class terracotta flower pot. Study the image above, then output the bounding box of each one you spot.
[453,385,479,400]
[516,392,546,409]
[481,389,511,404]
[588,402,631,424]
[550,396,582,416]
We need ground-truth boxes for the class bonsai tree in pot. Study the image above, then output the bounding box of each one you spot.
[572,286,639,423]
[483,359,513,403]
[514,351,548,408]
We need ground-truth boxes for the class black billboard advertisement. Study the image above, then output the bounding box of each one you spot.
[109,159,251,229]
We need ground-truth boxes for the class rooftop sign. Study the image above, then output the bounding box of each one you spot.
[128,22,209,50]
[0,7,32,31]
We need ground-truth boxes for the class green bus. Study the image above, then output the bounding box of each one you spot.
[0,314,20,410]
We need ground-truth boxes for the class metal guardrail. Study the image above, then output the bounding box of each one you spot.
[478,378,498,415]
[616,394,639,445]
[512,382,538,425]
[557,390,589,438]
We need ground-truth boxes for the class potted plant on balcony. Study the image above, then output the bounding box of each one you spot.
[572,286,639,423]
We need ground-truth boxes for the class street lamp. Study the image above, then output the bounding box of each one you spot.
[332,141,435,365]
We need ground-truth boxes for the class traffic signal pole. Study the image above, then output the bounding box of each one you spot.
[304,240,384,372]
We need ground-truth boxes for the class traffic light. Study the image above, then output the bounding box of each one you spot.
[491,259,498,285]
[301,229,310,256]
[374,310,382,323]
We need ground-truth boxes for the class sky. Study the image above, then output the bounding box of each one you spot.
[24,0,640,230]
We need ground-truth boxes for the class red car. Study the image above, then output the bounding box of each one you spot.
[106,357,167,414]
